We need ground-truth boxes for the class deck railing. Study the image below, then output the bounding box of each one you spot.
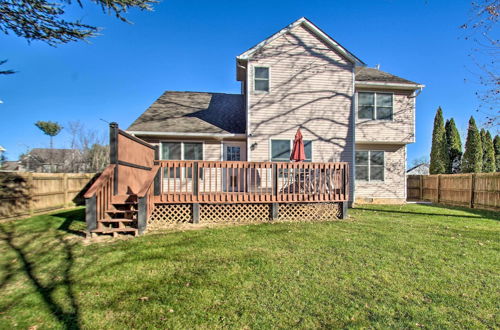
[83,164,115,230]
[154,161,348,203]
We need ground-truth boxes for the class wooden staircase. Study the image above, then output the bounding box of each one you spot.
[89,195,139,237]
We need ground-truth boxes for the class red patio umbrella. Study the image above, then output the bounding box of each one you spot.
[290,128,306,162]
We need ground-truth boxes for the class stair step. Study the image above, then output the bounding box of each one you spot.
[112,194,138,204]
[106,209,137,214]
[98,218,135,223]
[91,227,138,234]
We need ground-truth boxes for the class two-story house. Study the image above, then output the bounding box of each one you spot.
[127,17,423,204]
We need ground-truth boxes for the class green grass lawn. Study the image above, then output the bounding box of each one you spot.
[0,204,499,329]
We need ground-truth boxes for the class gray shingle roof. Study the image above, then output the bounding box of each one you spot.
[355,67,419,85]
[128,91,246,135]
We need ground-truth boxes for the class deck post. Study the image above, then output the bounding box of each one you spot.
[193,162,199,197]
[85,195,97,236]
[192,203,200,224]
[138,196,147,234]
[339,202,348,219]
[154,146,161,196]
[109,122,119,195]
[272,164,278,197]
[271,203,279,220]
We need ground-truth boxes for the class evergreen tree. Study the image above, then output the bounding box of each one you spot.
[445,118,462,173]
[429,107,449,174]
[35,121,63,172]
[462,116,483,173]
[482,130,496,172]
[494,135,500,172]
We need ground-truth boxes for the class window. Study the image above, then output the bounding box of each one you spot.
[271,140,290,161]
[358,92,393,120]
[161,142,203,178]
[225,146,241,161]
[271,139,312,162]
[355,150,384,181]
[254,67,269,92]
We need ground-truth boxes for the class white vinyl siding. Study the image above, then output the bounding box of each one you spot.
[355,89,415,144]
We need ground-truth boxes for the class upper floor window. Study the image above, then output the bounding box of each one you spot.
[355,150,384,181]
[271,139,312,162]
[358,92,393,120]
[254,67,269,92]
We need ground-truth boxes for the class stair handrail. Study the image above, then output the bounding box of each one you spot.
[137,165,160,197]
[84,164,116,198]
[137,165,160,234]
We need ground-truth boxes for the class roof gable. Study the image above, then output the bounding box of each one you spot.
[237,17,364,65]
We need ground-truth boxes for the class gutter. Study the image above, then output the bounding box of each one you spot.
[355,81,425,90]
[127,131,247,139]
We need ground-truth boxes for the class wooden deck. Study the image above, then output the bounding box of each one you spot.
[84,123,350,236]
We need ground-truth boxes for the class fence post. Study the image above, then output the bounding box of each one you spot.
[27,172,34,217]
[419,175,423,200]
[437,175,441,204]
[63,173,69,207]
[470,173,476,209]
[138,196,147,234]
[85,195,97,237]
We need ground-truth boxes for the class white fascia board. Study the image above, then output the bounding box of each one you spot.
[355,81,425,90]
[127,131,247,139]
[237,17,364,66]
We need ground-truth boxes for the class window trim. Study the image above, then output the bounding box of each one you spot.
[254,66,270,94]
[356,91,394,121]
[355,150,385,182]
[269,139,313,162]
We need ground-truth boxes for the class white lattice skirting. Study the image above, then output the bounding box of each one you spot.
[148,203,341,228]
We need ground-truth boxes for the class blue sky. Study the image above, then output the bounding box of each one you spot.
[0,0,487,164]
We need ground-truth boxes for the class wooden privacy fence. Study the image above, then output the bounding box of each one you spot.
[407,173,500,211]
[0,171,97,219]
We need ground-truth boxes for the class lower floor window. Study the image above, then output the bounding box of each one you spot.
[161,142,203,178]
[355,150,384,181]
[271,139,312,161]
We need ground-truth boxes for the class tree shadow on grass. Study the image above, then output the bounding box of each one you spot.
[55,208,87,238]
[354,204,500,221]
[0,222,82,329]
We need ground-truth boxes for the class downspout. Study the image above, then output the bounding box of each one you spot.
[351,66,356,206]
[245,61,251,161]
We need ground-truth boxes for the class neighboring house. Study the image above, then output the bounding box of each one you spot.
[127,17,424,204]
[20,148,85,173]
[407,163,430,175]
[1,161,22,172]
